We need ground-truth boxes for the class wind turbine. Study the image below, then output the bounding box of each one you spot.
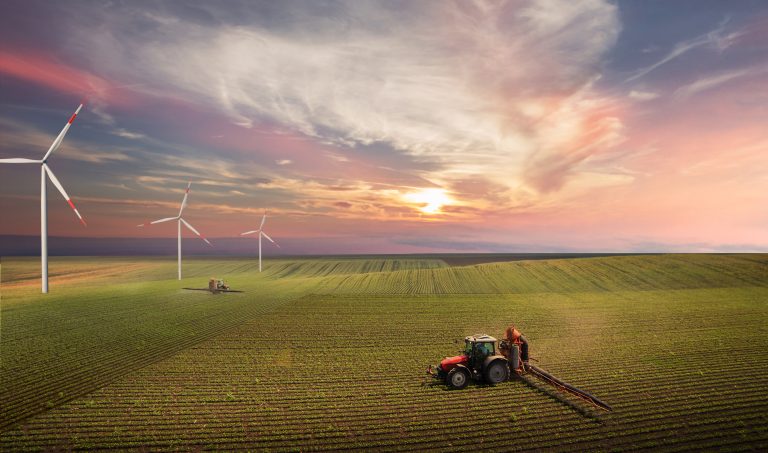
[0,104,87,293]
[138,182,211,280]
[241,210,279,272]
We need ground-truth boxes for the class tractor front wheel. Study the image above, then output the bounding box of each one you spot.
[485,360,509,384]
[446,367,470,390]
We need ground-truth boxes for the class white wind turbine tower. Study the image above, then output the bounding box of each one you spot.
[0,104,87,293]
[241,210,279,272]
[138,182,211,280]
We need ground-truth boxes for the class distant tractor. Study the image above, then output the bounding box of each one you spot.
[428,326,612,411]
[209,278,229,292]
[183,278,243,294]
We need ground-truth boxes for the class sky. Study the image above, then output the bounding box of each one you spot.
[0,0,766,254]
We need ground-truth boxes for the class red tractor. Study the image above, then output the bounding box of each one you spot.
[428,326,612,411]
[428,333,525,389]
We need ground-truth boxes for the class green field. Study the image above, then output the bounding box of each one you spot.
[1,254,767,450]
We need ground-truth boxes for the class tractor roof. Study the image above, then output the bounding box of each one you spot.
[465,334,497,343]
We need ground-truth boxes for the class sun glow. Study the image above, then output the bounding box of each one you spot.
[403,188,453,214]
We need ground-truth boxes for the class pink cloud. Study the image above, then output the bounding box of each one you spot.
[0,50,141,108]
[521,95,626,193]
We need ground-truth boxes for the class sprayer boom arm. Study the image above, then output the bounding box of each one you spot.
[526,364,612,411]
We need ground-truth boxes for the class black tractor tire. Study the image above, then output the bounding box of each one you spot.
[484,360,509,385]
[446,367,470,390]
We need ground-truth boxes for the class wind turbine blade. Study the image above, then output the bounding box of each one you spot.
[42,104,84,162]
[178,182,191,216]
[261,231,280,247]
[260,210,267,229]
[42,164,87,226]
[148,217,178,225]
[241,230,259,236]
[0,158,41,163]
[181,218,211,245]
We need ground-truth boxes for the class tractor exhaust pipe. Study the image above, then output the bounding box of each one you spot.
[526,364,613,412]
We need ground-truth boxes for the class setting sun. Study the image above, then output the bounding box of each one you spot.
[403,188,453,214]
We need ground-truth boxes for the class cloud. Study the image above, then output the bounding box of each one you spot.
[0,50,106,98]
[520,87,626,192]
[626,18,744,82]
[628,90,659,101]
[276,159,292,165]
[69,0,622,202]
[674,66,767,98]
[112,128,147,140]
[0,50,140,107]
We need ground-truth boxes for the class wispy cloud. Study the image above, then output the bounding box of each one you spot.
[626,18,743,82]
[628,90,659,101]
[674,65,767,98]
[112,128,146,140]
[0,50,142,108]
[520,84,626,192]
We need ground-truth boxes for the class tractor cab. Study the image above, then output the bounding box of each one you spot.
[464,334,497,368]
[465,335,497,355]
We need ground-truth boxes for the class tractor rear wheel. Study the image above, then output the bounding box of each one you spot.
[446,367,470,389]
[485,360,509,384]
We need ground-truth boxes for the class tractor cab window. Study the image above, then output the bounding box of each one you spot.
[464,340,473,355]
[475,342,494,356]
